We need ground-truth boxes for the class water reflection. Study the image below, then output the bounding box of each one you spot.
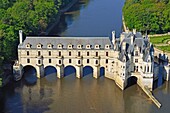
[49,0,125,37]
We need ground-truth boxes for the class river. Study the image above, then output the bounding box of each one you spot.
[1,0,170,113]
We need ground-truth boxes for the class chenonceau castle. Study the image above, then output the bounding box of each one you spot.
[13,30,170,91]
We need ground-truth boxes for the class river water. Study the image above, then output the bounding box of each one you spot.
[1,0,170,113]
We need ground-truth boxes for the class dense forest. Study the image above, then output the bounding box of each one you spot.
[0,0,72,72]
[123,0,170,34]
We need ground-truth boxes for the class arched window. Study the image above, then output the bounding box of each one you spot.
[59,60,61,64]
[49,51,51,56]
[78,60,81,64]
[78,52,81,56]
[96,60,99,64]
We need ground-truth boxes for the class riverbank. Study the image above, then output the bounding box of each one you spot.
[45,0,78,35]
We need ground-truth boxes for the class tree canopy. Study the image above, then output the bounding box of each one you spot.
[0,0,72,66]
[123,0,170,34]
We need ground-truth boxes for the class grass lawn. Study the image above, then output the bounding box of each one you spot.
[150,35,170,44]
[150,35,170,52]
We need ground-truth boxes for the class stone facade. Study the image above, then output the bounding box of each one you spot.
[13,30,165,90]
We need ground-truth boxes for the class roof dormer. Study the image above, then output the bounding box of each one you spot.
[95,44,100,49]
[105,44,111,49]
[26,43,31,48]
[47,43,53,49]
[68,44,73,49]
[57,43,63,49]
[77,44,82,49]
[37,43,42,48]
[86,44,91,49]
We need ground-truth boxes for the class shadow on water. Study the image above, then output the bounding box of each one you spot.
[23,66,37,86]
[153,62,167,90]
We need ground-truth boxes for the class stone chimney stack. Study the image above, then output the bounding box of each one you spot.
[131,35,134,45]
[133,29,136,34]
[112,31,116,44]
[19,30,23,44]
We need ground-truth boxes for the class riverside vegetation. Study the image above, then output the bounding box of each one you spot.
[123,0,170,34]
[0,0,72,75]
[123,0,170,52]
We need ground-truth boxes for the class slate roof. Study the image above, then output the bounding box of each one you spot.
[19,36,114,49]
[119,32,154,62]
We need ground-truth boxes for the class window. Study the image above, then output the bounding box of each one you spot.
[59,51,61,56]
[87,59,89,63]
[106,52,108,56]
[27,59,30,63]
[27,51,29,56]
[135,59,138,63]
[59,60,61,64]
[49,59,51,63]
[96,52,98,57]
[78,60,81,64]
[87,52,89,56]
[78,52,81,56]
[106,59,108,64]
[69,51,71,56]
[38,60,41,64]
[69,59,71,63]
[96,60,98,64]
[38,51,40,56]
[49,51,51,56]
[147,66,149,72]
[135,51,138,56]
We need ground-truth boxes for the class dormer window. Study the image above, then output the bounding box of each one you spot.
[105,44,110,49]
[95,44,100,49]
[86,44,91,49]
[68,44,73,49]
[26,43,31,48]
[37,43,42,48]
[77,44,82,49]
[58,43,63,49]
[47,43,53,49]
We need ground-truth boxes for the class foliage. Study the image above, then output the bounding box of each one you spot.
[0,0,72,65]
[123,0,170,34]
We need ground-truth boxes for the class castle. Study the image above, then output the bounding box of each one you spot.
[13,30,157,90]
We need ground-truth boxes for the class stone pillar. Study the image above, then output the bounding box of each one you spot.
[76,66,83,78]
[56,66,64,78]
[93,66,100,79]
[36,65,44,78]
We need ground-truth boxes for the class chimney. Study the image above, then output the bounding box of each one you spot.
[19,30,23,44]
[131,35,134,45]
[112,31,116,44]
[133,29,136,34]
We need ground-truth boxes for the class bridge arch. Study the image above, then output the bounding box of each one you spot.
[44,65,57,77]
[64,65,76,77]
[100,67,105,77]
[125,76,138,89]
[83,65,94,77]
[22,65,37,84]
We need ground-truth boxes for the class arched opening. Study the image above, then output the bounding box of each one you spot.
[23,65,37,85]
[83,66,93,77]
[44,66,57,81]
[64,66,76,77]
[126,76,138,89]
[100,67,105,77]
